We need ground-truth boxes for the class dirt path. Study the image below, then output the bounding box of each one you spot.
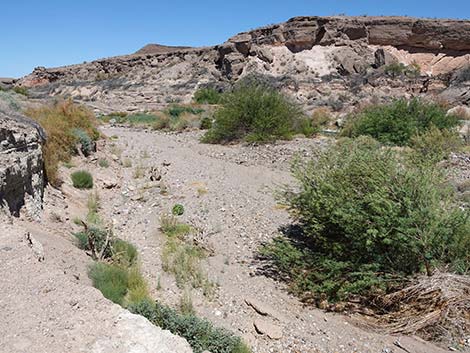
[96,127,446,353]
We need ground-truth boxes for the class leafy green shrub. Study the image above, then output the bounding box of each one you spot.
[200,116,213,130]
[89,262,129,305]
[26,100,99,186]
[129,300,250,353]
[263,137,470,302]
[194,87,222,104]
[341,98,460,146]
[201,81,311,144]
[172,204,185,216]
[71,170,93,189]
[72,128,95,156]
[410,125,462,163]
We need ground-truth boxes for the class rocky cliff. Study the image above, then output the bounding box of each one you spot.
[0,101,45,218]
[18,16,470,113]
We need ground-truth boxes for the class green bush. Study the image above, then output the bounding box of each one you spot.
[201,81,313,144]
[194,87,222,104]
[72,128,95,156]
[410,125,462,163]
[89,262,129,305]
[341,98,460,146]
[172,204,185,216]
[129,300,250,353]
[71,170,93,189]
[263,137,470,302]
[167,105,204,118]
[200,116,213,130]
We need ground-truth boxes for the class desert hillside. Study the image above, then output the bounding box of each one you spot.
[1,15,470,353]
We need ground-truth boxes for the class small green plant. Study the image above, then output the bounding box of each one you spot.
[71,170,93,189]
[341,98,460,146]
[98,158,109,168]
[86,192,101,224]
[72,128,94,156]
[201,80,312,144]
[160,214,191,237]
[167,105,204,118]
[172,204,185,216]
[193,87,222,104]
[133,165,145,179]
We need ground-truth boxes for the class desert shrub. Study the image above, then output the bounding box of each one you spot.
[89,262,129,305]
[410,126,462,163]
[72,128,95,156]
[201,81,311,144]
[263,137,470,302]
[194,87,222,104]
[341,98,460,146]
[26,100,99,186]
[152,114,171,130]
[71,170,93,189]
[129,300,250,353]
[384,62,420,78]
[172,204,185,216]
[98,158,109,168]
[310,107,332,128]
[200,116,213,130]
[112,239,138,267]
[126,113,159,125]
[167,105,204,118]
[13,86,28,96]
[160,214,191,237]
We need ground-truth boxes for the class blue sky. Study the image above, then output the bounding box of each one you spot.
[2,0,469,77]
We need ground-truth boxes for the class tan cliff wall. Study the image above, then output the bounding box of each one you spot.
[17,16,470,113]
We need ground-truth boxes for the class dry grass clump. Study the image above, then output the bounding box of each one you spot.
[370,272,470,348]
[26,100,99,186]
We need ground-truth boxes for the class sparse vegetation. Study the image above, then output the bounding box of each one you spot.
[262,137,470,303]
[129,299,251,353]
[26,100,99,186]
[384,62,421,78]
[341,98,460,146]
[98,158,109,168]
[12,86,28,96]
[193,87,222,104]
[71,170,93,189]
[160,214,214,295]
[202,80,315,144]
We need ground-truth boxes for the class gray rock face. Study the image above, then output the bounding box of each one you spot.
[0,103,45,218]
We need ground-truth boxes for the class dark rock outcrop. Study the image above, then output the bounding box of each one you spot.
[0,102,45,218]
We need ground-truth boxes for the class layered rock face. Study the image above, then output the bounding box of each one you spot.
[18,16,470,113]
[0,103,45,218]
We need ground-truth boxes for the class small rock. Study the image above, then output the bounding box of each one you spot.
[253,318,282,340]
[245,297,283,321]
[102,179,118,189]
